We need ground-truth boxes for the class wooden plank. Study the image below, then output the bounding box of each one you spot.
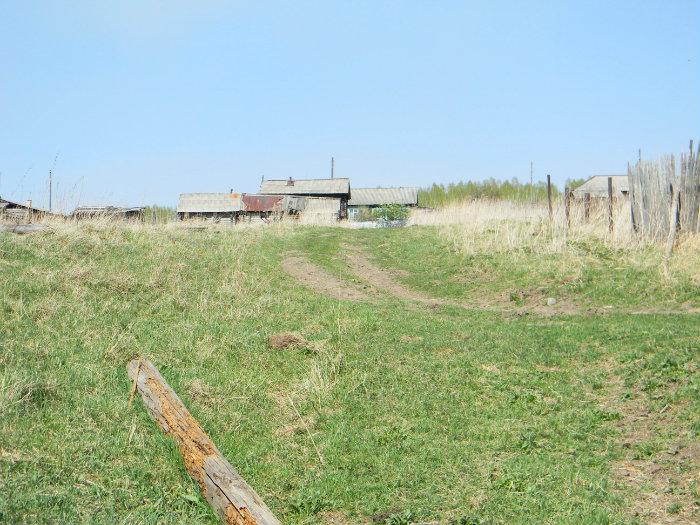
[665,182,680,264]
[127,359,282,525]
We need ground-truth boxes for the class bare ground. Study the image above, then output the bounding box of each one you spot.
[282,248,698,318]
[281,254,372,301]
[599,365,699,524]
[345,249,446,307]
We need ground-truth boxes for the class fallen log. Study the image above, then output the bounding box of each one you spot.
[127,359,282,525]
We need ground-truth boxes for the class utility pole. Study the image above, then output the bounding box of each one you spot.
[331,157,334,179]
[49,152,59,212]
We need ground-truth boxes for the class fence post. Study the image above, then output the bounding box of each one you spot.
[584,193,590,222]
[664,183,680,267]
[607,177,614,233]
[546,174,553,223]
[564,186,571,228]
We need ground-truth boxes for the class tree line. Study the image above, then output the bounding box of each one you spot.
[417,177,587,208]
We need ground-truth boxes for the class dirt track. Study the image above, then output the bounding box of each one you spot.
[281,255,371,301]
[344,248,446,306]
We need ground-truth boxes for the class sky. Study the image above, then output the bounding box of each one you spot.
[0,1,698,210]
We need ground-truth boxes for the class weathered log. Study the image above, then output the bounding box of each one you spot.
[127,359,282,525]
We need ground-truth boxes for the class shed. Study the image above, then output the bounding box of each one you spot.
[177,193,243,222]
[72,206,145,221]
[259,178,351,219]
[572,175,628,199]
[0,197,55,223]
[347,187,418,219]
[176,192,306,223]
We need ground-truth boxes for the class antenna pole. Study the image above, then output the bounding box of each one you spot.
[49,152,59,212]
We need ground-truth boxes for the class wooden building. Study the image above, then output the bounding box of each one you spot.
[72,206,145,221]
[572,175,628,199]
[0,197,55,223]
[176,192,305,222]
[347,187,418,219]
[259,178,351,220]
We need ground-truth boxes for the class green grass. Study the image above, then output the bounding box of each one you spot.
[1,224,698,524]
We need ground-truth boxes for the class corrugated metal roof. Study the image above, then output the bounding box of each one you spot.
[0,197,54,215]
[348,187,418,206]
[177,193,243,213]
[241,194,284,213]
[572,175,629,198]
[259,178,350,195]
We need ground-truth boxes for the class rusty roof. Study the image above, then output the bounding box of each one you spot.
[241,194,284,212]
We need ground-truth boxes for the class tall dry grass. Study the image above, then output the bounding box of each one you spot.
[410,198,658,253]
[409,198,700,284]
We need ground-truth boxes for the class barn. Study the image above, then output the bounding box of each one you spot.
[176,192,306,222]
[347,187,418,219]
[259,178,351,220]
[0,197,55,223]
[72,206,145,221]
[572,175,628,199]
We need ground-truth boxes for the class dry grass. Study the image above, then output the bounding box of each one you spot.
[409,199,639,251]
[409,199,700,283]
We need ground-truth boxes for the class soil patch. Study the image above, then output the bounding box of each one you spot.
[599,366,699,524]
[345,249,446,307]
[282,255,371,301]
[267,332,309,350]
[345,246,583,315]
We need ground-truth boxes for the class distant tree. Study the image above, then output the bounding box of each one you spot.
[565,178,587,191]
[417,178,560,208]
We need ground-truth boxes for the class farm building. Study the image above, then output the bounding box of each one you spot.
[259,178,351,220]
[572,175,628,199]
[0,197,56,223]
[72,206,145,221]
[176,192,306,222]
[347,187,418,219]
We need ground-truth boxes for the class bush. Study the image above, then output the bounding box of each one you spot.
[371,204,409,221]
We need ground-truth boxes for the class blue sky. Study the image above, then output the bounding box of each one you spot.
[1,1,698,210]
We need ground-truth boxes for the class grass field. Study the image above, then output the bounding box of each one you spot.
[1,221,699,524]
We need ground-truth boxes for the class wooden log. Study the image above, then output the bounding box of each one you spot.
[127,359,282,525]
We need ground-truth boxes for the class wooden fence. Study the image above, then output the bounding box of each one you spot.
[628,141,700,239]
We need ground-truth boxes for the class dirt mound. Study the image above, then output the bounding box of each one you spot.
[267,332,309,350]
[281,255,371,301]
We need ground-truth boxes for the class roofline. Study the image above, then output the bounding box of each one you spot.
[351,186,418,190]
[262,177,350,182]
